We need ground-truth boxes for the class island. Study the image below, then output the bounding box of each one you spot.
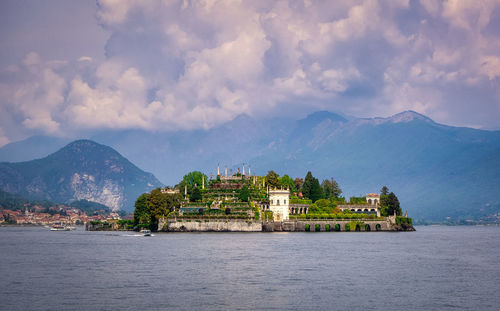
[87,165,414,232]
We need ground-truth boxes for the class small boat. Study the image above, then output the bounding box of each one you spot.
[140,229,152,236]
[50,224,70,231]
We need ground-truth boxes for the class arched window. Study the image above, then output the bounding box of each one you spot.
[368,199,372,205]
[270,199,273,205]
[277,200,280,205]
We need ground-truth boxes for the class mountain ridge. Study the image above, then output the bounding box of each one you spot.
[0,140,163,211]
[1,111,499,220]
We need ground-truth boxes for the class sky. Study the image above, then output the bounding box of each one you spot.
[0,0,499,146]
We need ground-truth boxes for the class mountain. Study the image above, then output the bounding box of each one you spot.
[1,111,499,221]
[0,140,163,212]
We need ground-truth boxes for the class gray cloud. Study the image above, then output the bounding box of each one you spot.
[0,0,499,145]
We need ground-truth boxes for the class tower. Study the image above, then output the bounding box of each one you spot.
[268,188,290,221]
[217,164,220,176]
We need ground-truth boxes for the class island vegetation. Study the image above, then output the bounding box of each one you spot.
[121,168,411,232]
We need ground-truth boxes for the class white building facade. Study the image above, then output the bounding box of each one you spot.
[268,188,290,221]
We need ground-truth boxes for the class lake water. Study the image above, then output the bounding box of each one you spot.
[0,226,499,310]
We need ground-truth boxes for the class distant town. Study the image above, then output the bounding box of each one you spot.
[0,204,122,226]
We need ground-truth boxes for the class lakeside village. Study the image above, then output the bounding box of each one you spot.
[0,204,120,227]
[0,196,121,227]
[88,165,414,232]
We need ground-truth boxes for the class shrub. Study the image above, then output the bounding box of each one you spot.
[345,223,351,231]
[315,224,321,232]
[305,224,310,232]
[325,224,331,232]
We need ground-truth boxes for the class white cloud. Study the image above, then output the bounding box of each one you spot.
[1,0,500,140]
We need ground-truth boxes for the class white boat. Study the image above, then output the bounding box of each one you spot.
[50,224,70,231]
[140,229,152,236]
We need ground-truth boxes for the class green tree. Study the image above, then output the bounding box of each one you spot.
[380,192,401,216]
[266,170,280,188]
[321,179,333,199]
[191,187,202,202]
[133,193,149,226]
[381,186,389,196]
[238,185,250,202]
[178,171,208,194]
[279,175,296,192]
[134,188,183,231]
[294,178,303,192]
[302,172,323,202]
[302,172,314,199]
[331,178,342,198]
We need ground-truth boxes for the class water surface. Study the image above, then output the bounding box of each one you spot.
[0,226,499,310]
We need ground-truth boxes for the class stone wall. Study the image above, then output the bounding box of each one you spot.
[164,219,262,232]
[271,219,394,232]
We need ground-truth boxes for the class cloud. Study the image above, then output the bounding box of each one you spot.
[0,0,500,141]
[0,52,65,134]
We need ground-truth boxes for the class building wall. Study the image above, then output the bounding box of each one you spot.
[278,219,393,232]
[269,189,290,221]
[164,219,262,232]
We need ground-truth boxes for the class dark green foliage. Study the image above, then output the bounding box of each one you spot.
[335,224,341,231]
[133,193,149,226]
[191,187,202,202]
[315,224,321,232]
[321,178,342,199]
[302,172,323,202]
[381,186,389,196]
[279,175,296,191]
[321,179,333,199]
[325,224,330,232]
[182,171,207,188]
[238,186,250,202]
[133,188,182,231]
[349,196,367,204]
[266,170,280,188]
[178,171,208,195]
[305,224,310,231]
[294,178,303,191]
[331,179,342,198]
[380,192,402,216]
[307,199,339,214]
[396,216,412,225]
[345,223,350,231]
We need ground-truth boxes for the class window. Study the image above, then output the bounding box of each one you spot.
[284,199,286,204]
[277,200,280,205]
